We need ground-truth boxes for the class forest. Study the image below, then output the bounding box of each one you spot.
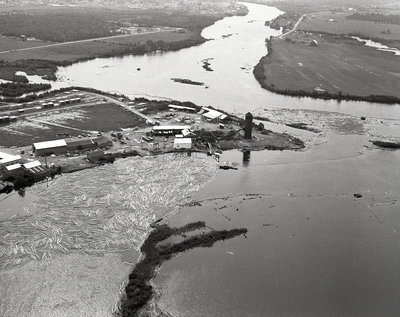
[347,13,400,25]
[0,8,224,43]
[0,82,51,97]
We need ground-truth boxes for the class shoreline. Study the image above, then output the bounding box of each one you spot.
[0,86,305,195]
[0,5,249,89]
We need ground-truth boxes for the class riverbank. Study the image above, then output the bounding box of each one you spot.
[0,4,248,89]
[117,221,247,316]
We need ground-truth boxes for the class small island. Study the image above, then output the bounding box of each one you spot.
[171,77,205,86]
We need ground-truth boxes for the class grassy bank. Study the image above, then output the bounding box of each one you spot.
[253,34,400,103]
[118,222,247,317]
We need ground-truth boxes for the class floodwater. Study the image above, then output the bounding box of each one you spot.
[1,2,400,316]
[55,3,400,120]
[352,36,400,56]
[154,124,400,317]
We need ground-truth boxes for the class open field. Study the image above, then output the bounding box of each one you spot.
[0,30,200,63]
[0,37,51,52]
[299,11,400,46]
[255,33,400,98]
[45,103,146,132]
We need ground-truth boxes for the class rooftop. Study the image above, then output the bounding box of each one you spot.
[0,151,22,165]
[23,160,42,169]
[33,140,67,150]
[5,163,22,171]
[153,125,190,131]
[174,138,192,144]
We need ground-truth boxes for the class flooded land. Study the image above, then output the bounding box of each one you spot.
[1,1,400,317]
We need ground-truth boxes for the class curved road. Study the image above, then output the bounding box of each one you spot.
[277,14,308,39]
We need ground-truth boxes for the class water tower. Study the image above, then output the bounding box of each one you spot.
[244,112,253,139]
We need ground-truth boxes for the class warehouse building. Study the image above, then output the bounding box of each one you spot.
[0,152,22,168]
[66,139,96,152]
[32,140,68,156]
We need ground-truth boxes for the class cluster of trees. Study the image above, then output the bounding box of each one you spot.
[0,82,51,97]
[0,12,119,42]
[95,37,206,59]
[120,222,247,316]
[265,12,298,31]
[0,8,223,43]
[347,13,400,25]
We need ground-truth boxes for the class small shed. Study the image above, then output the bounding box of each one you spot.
[174,138,192,150]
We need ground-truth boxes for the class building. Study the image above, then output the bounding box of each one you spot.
[168,104,197,112]
[23,161,48,177]
[66,139,96,152]
[174,138,192,150]
[201,107,228,122]
[4,163,24,178]
[152,125,190,136]
[92,136,113,148]
[87,150,106,163]
[32,140,68,156]
[0,151,22,168]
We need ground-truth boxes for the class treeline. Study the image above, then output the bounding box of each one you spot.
[0,59,68,82]
[265,12,299,31]
[119,222,247,316]
[0,8,223,43]
[95,36,206,59]
[346,13,400,25]
[0,82,51,97]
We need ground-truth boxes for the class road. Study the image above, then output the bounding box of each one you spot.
[277,14,308,39]
[0,30,168,55]
[98,94,154,123]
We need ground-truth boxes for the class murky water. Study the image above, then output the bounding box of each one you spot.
[154,126,400,317]
[352,36,400,56]
[55,3,400,120]
[1,2,400,316]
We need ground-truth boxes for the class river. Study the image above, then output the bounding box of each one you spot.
[1,2,400,317]
[55,2,400,120]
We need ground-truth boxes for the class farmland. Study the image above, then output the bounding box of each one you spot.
[299,11,400,47]
[254,4,400,100]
